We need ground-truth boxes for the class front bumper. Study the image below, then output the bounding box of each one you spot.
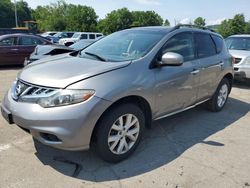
[1,89,111,150]
[234,66,250,79]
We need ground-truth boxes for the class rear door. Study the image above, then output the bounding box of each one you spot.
[0,36,18,65]
[154,32,200,117]
[194,32,222,101]
[17,36,43,64]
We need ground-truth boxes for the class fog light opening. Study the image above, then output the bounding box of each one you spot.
[40,133,62,142]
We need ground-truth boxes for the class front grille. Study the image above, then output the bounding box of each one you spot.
[12,80,57,102]
[234,58,242,64]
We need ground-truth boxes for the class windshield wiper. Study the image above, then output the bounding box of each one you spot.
[84,51,107,61]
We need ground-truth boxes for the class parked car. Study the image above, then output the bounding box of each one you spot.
[47,32,75,43]
[225,35,250,80]
[59,32,103,46]
[24,39,95,65]
[40,31,57,38]
[1,25,233,162]
[0,33,52,65]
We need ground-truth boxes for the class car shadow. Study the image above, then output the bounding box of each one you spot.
[233,79,250,89]
[0,65,23,71]
[34,97,250,182]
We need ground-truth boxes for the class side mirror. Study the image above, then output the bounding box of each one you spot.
[159,52,184,66]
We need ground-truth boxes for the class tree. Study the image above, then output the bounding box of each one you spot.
[131,11,163,27]
[0,0,15,27]
[66,4,98,32]
[16,1,32,26]
[98,8,133,34]
[194,17,206,27]
[98,9,163,34]
[218,14,246,37]
[0,0,32,28]
[32,0,98,32]
[164,19,170,26]
[245,21,250,34]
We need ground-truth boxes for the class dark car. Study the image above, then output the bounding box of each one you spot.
[0,33,51,66]
[24,39,95,65]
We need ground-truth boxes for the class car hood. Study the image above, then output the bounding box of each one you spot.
[18,54,131,88]
[34,45,73,56]
[229,50,250,58]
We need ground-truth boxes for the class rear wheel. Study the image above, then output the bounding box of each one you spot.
[206,78,230,112]
[94,103,145,163]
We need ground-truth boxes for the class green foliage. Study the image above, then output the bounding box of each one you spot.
[194,17,206,27]
[98,9,163,34]
[32,0,98,32]
[164,19,170,26]
[131,11,163,27]
[0,0,32,28]
[98,8,133,34]
[218,14,246,38]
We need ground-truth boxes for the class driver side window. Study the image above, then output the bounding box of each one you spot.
[162,32,195,62]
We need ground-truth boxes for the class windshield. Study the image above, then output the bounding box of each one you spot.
[80,29,165,62]
[72,33,81,38]
[70,40,93,50]
[53,32,62,37]
[225,37,250,51]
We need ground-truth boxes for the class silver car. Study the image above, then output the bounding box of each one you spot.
[225,35,250,80]
[1,25,233,162]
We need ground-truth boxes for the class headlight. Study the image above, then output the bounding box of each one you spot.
[37,89,95,108]
[243,57,250,64]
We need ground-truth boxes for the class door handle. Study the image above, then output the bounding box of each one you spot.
[191,69,200,75]
[10,49,18,51]
[218,61,224,66]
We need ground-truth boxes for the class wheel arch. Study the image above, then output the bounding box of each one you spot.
[90,95,153,144]
[223,73,233,93]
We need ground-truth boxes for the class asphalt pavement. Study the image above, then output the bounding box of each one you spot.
[0,67,250,188]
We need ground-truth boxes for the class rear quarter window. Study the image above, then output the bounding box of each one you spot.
[195,33,217,58]
[211,35,224,54]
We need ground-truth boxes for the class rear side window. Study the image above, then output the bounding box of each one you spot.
[195,33,216,58]
[19,37,42,45]
[162,32,195,62]
[89,34,95,39]
[96,34,102,38]
[211,35,223,54]
[0,37,17,46]
[80,34,88,39]
[67,33,74,37]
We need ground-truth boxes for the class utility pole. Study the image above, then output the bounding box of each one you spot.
[14,0,18,27]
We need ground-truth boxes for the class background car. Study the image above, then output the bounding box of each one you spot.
[58,32,103,46]
[40,31,57,38]
[24,39,96,65]
[47,32,75,43]
[225,34,250,80]
[0,33,52,65]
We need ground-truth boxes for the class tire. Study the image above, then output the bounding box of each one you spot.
[94,103,145,163]
[206,78,230,112]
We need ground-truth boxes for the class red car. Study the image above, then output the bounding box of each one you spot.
[0,33,52,66]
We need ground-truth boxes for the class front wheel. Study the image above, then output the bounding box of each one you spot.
[206,78,230,112]
[94,103,145,163]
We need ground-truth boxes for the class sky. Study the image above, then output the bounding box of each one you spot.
[18,0,250,26]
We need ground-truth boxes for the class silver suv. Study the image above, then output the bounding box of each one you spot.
[1,25,233,162]
[225,35,250,80]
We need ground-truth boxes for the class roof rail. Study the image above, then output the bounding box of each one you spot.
[170,24,215,33]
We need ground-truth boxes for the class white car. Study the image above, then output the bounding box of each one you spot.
[59,32,103,46]
[225,35,250,80]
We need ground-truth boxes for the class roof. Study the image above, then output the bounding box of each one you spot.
[0,33,51,42]
[228,34,250,38]
[127,25,219,36]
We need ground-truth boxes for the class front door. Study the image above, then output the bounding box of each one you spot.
[154,32,200,118]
